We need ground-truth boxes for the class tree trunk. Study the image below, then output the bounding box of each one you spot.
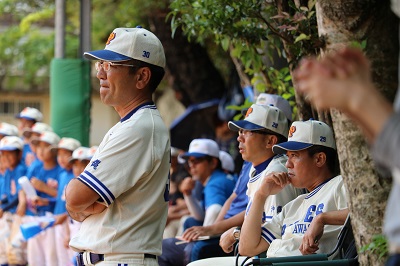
[315,1,398,265]
[148,10,226,107]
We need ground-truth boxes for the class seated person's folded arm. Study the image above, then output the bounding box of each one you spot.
[299,208,350,255]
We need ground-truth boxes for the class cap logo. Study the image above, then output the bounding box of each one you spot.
[245,107,253,117]
[289,126,296,137]
[106,32,116,45]
[272,122,278,129]
[320,136,326,142]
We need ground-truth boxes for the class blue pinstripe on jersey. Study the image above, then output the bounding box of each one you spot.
[79,170,115,205]
[261,227,277,243]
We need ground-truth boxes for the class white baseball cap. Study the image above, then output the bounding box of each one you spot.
[0,122,18,137]
[229,104,289,138]
[69,147,91,163]
[0,136,24,151]
[273,119,336,154]
[23,122,53,138]
[256,93,292,122]
[219,150,235,173]
[179,139,220,160]
[87,145,98,159]
[52,137,81,152]
[31,131,60,146]
[84,27,166,68]
[15,107,43,122]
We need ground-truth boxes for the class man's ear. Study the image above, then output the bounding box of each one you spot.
[314,152,327,167]
[135,67,151,90]
[265,135,278,148]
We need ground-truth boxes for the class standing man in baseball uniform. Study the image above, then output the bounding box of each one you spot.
[65,27,170,266]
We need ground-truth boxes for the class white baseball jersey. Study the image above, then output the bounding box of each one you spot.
[70,103,170,256]
[246,155,304,223]
[261,175,348,257]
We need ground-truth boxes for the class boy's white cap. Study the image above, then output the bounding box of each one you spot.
[87,146,98,159]
[219,150,235,173]
[179,139,220,161]
[84,27,166,68]
[0,136,24,151]
[52,137,81,152]
[15,107,43,122]
[23,122,53,138]
[69,147,91,162]
[273,119,336,154]
[229,104,289,138]
[0,122,18,136]
[31,131,60,146]
[256,93,292,122]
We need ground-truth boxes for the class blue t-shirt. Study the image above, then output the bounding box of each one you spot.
[22,142,31,164]
[224,161,252,219]
[26,158,43,178]
[0,172,5,200]
[1,162,27,213]
[27,164,62,215]
[53,169,74,215]
[203,169,236,209]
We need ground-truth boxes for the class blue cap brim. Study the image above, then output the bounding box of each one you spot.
[272,141,313,154]
[180,152,208,160]
[83,50,132,62]
[15,115,35,121]
[0,147,20,151]
[228,120,264,131]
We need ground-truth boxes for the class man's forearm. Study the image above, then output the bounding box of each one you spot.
[239,192,270,256]
[316,208,349,226]
[66,201,107,222]
[211,210,245,235]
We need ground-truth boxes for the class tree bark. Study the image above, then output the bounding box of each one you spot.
[315,1,398,265]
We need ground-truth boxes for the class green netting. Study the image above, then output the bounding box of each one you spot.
[50,58,91,146]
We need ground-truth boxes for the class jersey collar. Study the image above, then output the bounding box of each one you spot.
[120,101,155,122]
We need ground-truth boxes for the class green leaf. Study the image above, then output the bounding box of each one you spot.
[294,33,310,43]
[221,37,230,51]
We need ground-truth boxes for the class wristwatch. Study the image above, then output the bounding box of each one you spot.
[233,227,241,241]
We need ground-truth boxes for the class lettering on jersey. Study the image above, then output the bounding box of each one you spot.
[47,178,58,189]
[91,159,101,170]
[289,126,296,138]
[304,203,324,223]
[281,224,286,236]
[277,206,282,214]
[292,223,310,234]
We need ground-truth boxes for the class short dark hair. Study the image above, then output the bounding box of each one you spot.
[254,129,288,144]
[129,59,165,92]
[204,155,223,171]
[306,145,339,175]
